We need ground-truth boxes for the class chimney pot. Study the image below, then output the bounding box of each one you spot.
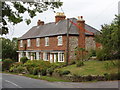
[37,19,44,26]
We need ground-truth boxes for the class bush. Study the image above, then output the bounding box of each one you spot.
[104,60,119,70]
[15,66,26,73]
[96,49,111,61]
[54,69,63,76]
[20,57,28,63]
[89,49,96,57]
[76,61,84,67]
[2,59,14,71]
[24,60,51,75]
[61,70,70,75]
[69,60,76,65]
[104,73,120,80]
[9,62,26,73]
[33,67,40,75]
[47,68,54,76]
[40,68,47,76]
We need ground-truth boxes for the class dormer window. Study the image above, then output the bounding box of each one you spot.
[20,40,23,47]
[57,36,63,46]
[27,39,31,47]
[36,38,40,47]
[45,37,49,46]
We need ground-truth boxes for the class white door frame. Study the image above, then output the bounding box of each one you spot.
[54,53,56,63]
[50,53,53,63]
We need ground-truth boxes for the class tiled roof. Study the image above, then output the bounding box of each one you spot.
[19,18,99,39]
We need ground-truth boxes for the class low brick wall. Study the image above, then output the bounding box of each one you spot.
[61,75,106,82]
[52,72,119,82]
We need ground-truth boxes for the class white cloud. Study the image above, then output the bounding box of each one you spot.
[5,0,119,39]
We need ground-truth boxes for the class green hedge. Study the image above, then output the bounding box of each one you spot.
[20,57,28,63]
[2,59,14,71]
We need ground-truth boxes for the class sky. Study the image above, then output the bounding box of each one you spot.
[3,0,120,39]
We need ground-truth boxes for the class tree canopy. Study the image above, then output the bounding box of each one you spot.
[95,15,120,60]
[0,1,63,35]
[0,37,18,61]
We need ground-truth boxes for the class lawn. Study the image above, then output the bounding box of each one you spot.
[59,60,119,76]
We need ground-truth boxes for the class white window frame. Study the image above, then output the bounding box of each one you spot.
[43,52,49,61]
[27,39,31,47]
[58,52,64,62]
[20,40,23,47]
[45,37,49,46]
[57,36,63,46]
[36,38,40,47]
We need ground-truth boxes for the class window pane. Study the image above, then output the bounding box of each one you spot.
[58,36,62,46]
[45,37,49,46]
[36,38,40,47]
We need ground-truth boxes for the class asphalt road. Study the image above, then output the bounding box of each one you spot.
[1,73,119,88]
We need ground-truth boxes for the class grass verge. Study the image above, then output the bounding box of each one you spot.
[59,60,119,76]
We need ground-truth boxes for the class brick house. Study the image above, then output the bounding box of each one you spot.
[17,13,100,63]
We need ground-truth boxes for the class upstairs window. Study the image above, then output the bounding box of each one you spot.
[57,36,63,46]
[45,37,49,46]
[20,40,23,47]
[27,39,31,47]
[36,38,40,47]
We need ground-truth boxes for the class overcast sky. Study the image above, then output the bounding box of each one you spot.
[4,0,119,39]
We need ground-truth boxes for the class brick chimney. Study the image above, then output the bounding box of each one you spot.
[77,16,85,49]
[55,12,66,23]
[37,20,44,26]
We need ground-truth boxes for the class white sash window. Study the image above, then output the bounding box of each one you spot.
[57,36,63,46]
[36,38,40,47]
[20,40,23,47]
[27,39,31,47]
[45,37,49,46]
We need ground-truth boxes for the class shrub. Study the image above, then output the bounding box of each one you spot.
[104,73,120,80]
[47,68,54,76]
[69,60,76,65]
[104,60,119,70]
[15,66,26,73]
[61,70,70,75]
[96,49,111,61]
[33,67,40,75]
[2,59,14,71]
[104,73,111,80]
[20,57,28,63]
[89,49,96,57]
[76,61,84,67]
[9,62,26,73]
[24,60,51,75]
[54,69,63,76]
[40,69,47,76]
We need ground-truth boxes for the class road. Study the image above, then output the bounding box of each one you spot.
[1,73,119,88]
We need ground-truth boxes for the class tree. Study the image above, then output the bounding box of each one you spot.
[1,1,63,35]
[1,37,18,61]
[95,15,120,60]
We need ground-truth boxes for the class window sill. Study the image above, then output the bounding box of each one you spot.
[45,45,49,47]
[58,44,63,46]
[58,61,64,62]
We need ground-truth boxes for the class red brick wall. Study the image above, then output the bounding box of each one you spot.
[18,36,67,51]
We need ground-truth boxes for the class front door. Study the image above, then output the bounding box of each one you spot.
[50,54,53,63]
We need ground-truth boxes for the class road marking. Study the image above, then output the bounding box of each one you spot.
[4,80,22,88]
